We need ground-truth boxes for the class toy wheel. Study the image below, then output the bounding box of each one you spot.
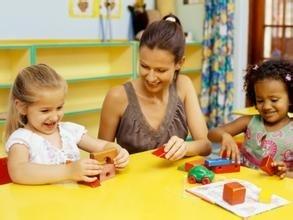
[201,177,211,185]
[188,175,197,184]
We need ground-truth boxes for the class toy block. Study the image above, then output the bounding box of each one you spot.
[78,179,101,188]
[210,163,240,174]
[90,148,118,164]
[184,158,205,172]
[258,189,271,203]
[205,158,231,167]
[223,182,246,205]
[152,146,166,158]
[0,157,12,185]
[99,163,116,182]
[260,156,277,176]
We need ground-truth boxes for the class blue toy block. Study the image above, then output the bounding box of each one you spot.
[205,158,231,167]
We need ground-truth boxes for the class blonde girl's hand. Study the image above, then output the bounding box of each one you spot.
[114,147,130,169]
[272,161,287,179]
[69,159,103,182]
[164,136,187,161]
[219,133,241,164]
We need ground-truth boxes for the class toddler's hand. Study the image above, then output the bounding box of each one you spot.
[69,159,103,182]
[271,161,287,179]
[164,136,187,161]
[219,133,241,164]
[114,147,130,169]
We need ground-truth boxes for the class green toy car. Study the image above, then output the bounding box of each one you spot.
[187,165,215,184]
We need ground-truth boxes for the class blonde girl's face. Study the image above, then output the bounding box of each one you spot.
[139,46,183,93]
[21,88,65,135]
[254,79,290,125]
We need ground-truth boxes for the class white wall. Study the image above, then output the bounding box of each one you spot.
[175,0,204,41]
[0,0,154,40]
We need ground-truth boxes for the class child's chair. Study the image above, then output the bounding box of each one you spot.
[0,157,12,184]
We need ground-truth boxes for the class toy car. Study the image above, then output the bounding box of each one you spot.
[187,165,215,184]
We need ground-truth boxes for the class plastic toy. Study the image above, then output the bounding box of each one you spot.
[0,157,11,184]
[260,156,277,176]
[187,165,215,184]
[152,146,166,158]
[223,182,246,205]
[258,189,272,203]
[183,158,205,172]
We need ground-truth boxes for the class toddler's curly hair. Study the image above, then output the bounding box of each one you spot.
[244,59,293,112]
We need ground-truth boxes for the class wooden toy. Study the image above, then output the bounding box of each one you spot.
[205,157,240,174]
[260,156,277,176]
[223,182,246,205]
[0,157,12,184]
[152,146,166,158]
[90,148,118,164]
[209,163,240,174]
[80,148,118,187]
[204,158,231,167]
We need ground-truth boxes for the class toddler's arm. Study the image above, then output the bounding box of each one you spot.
[78,134,129,168]
[8,144,102,185]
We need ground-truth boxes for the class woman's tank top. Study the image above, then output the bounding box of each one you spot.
[116,82,188,154]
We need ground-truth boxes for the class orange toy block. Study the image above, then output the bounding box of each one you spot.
[260,156,277,176]
[0,157,12,185]
[223,182,246,205]
[90,148,118,164]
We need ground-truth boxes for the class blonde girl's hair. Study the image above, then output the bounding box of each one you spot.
[4,64,67,142]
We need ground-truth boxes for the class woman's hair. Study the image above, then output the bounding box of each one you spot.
[139,14,185,80]
[4,64,67,141]
[244,59,293,112]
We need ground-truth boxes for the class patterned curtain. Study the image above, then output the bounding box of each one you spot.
[200,0,235,128]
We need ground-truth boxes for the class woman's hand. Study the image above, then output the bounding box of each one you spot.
[114,147,130,169]
[69,159,103,182]
[219,133,241,164]
[164,136,187,161]
[272,161,288,179]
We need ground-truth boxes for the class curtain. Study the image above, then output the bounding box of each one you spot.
[200,0,235,128]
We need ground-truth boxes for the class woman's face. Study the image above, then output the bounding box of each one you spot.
[139,46,181,93]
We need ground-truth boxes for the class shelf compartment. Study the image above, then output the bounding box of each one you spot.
[0,90,10,113]
[0,47,31,85]
[184,44,202,71]
[65,78,129,112]
[34,44,134,80]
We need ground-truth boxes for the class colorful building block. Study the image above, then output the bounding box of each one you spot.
[260,156,277,176]
[223,182,246,205]
[209,163,240,174]
[0,157,12,185]
[204,158,231,167]
[99,163,115,181]
[90,148,118,164]
[152,146,166,158]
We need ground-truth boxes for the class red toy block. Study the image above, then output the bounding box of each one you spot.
[223,182,246,205]
[184,158,205,172]
[210,163,240,174]
[78,179,101,188]
[260,156,277,176]
[0,157,12,185]
[152,146,166,158]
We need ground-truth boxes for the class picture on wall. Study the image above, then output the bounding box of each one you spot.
[68,0,99,18]
[68,0,121,18]
[183,0,204,4]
